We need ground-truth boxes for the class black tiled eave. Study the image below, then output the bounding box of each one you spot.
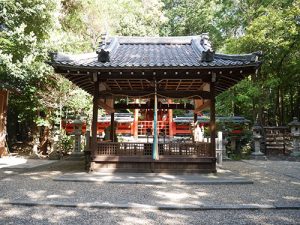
[53,59,252,69]
[53,64,257,80]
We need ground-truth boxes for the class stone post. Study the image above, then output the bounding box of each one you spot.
[230,136,237,155]
[251,123,264,156]
[216,131,223,165]
[85,130,91,151]
[288,117,300,157]
[32,135,40,155]
[73,116,83,154]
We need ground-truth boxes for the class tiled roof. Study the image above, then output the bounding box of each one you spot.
[51,35,260,69]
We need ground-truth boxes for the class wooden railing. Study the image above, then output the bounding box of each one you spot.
[96,142,211,157]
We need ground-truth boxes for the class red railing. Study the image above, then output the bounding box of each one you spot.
[138,121,169,135]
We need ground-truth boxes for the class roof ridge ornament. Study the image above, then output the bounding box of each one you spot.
[100,32,109,47]
[96,34,119,63]
[200,33,212,50]
[200,33,214,62]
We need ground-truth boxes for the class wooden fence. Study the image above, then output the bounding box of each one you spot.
[96,142,211,157]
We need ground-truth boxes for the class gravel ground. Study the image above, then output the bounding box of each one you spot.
[0,160,299,206]
[0,205,299,225]
[0,159,299,224]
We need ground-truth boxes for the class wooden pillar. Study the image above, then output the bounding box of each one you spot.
[133,99,139,138]
[210,82,216,159]
[91,79,99,157]
[110,112,115,142]
[168,99,173,137]
[152,79,159,160]
[194,113,198,124]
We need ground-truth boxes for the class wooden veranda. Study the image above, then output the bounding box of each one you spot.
[50,34,260,173]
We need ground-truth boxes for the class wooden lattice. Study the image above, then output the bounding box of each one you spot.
[97,142,211,157]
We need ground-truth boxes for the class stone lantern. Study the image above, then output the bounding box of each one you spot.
[251,122,264,156]
[288,117,300,157]
[73,116,83,154]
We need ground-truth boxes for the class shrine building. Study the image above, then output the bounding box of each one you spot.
[50,34,260,173]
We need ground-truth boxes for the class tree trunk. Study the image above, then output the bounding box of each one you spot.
[289,89,294,120]
[0,90,9,156]
[296,89,300,119]
[279,87,284,126]
[275,87,280,126]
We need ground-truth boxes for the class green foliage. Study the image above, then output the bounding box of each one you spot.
[0,0,60,131]
[1,0,299,144]
[161,0,223,48]
[220,0,300,125]
[55,0,166,51]
[57,131,74,154]
[0,0,91,139]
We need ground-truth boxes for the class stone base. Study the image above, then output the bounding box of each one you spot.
[67,152,85,161]
[48,151,61,160]
[251,151,264,156]
[250,154,267,160]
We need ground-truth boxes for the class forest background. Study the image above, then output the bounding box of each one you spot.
[0,0,299,143]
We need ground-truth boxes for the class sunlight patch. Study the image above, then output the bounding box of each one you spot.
[155,191,190,201]
[46,194,62,199]
[26,190,47,199]
[4,208,26,217]
[283,196,300,201]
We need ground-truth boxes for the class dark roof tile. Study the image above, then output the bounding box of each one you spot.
[51,35,260,69]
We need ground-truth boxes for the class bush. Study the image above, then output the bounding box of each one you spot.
[57,131,74,155]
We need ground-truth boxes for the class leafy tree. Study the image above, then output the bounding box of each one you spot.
[161,0,223,48]
[222,0,300,125]
[0,0,60,139]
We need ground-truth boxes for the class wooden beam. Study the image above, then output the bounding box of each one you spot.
[99,90,211,99]
[127,80,133,90]
[98,99,115,113]
[194,100,211,113]
[187,80,195,90]
[56,67,218,81]
[220,74,243,83]
[78,83,93,90]
[72,79,93,87]
[176,80,182,90]
[114,80,122,90]
[114,103,194,110]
